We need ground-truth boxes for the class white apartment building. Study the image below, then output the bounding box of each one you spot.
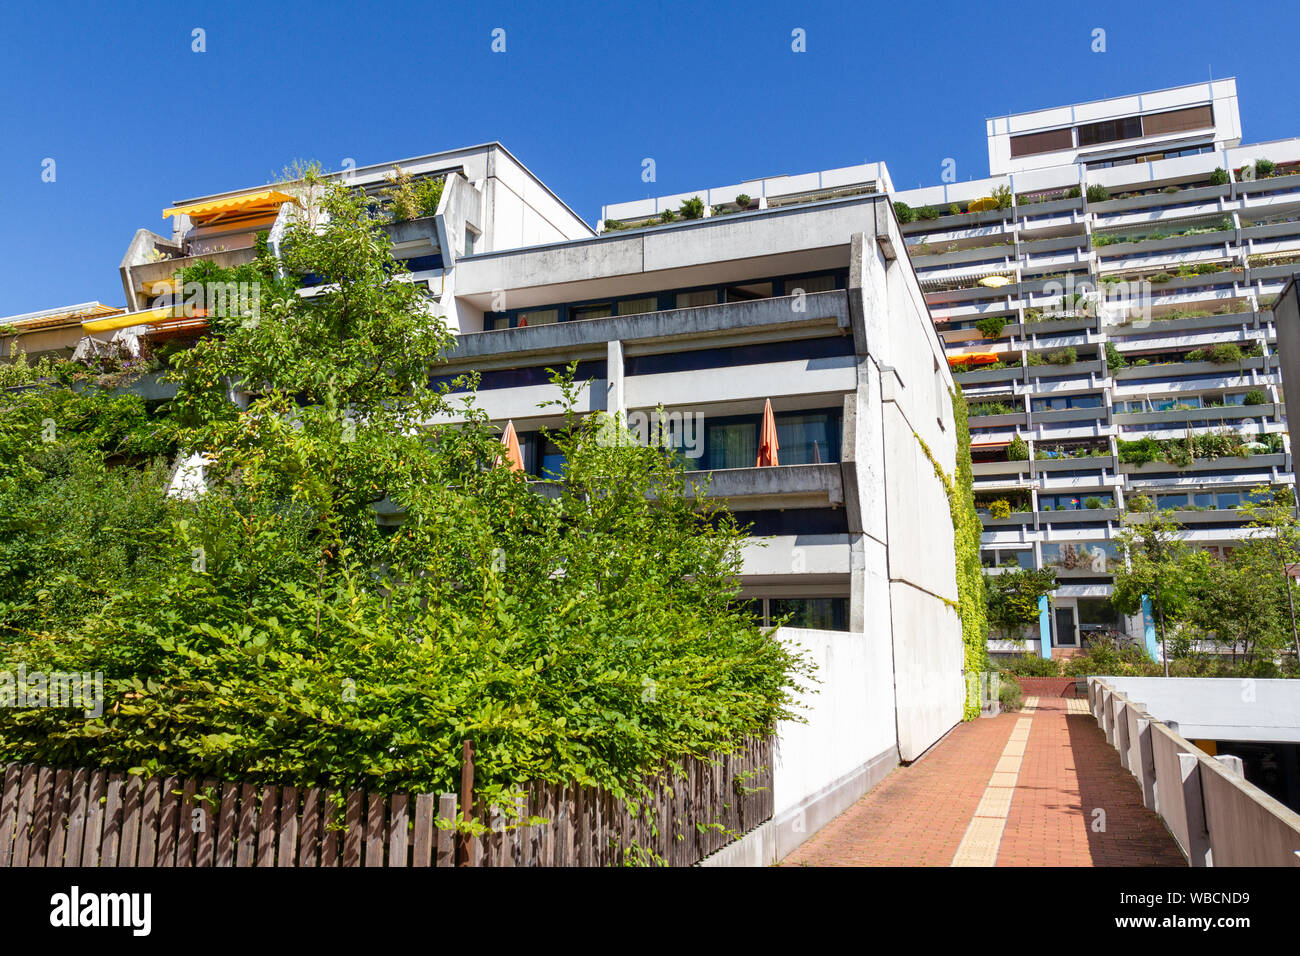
[600,78,1300,662]
[891,79,1298,659]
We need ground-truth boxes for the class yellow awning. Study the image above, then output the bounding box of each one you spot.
[11,303,123,331]
[163,189,298,221]
[979,275,1013,288]
[82,306,192,333]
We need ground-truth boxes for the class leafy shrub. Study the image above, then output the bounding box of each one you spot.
[991,184,1013,209]
[919,205,940,220]
[1062,638,1160,677]
[989,499,1012,519]
[1207,343,1243,364]
[893,201,916,224]
[1148,272,1173,284]
[0,178,809,804]
[679,196,705,220]
[999,654,1060,677]
[1048,347,1077,366]
[380,166,444,222]
[948,203,961,216]
[1007,435,1030,461]
[734,193,752,209]
[1066,186,1082,199]
[659,209,677,223]
[1255,158,1277,179]
[997,674,1023,713]
[975,316,1007,339]
[1105,342,1127,370]
[1244,388,1269,406]
[1209,167,1229,186]
[1086,184,1110,203]
[1084,497,1103,510]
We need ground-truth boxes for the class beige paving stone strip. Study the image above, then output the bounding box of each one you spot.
[951,698,1037,866]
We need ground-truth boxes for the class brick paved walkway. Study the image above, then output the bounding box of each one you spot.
[782,697,1186,867]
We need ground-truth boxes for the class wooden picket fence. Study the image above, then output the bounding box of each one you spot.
[0,736,772,867]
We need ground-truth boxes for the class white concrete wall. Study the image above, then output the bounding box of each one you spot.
[859,212,967,761]
[772,626,897,819]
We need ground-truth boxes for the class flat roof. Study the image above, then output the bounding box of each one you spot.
[986,77,1235,123]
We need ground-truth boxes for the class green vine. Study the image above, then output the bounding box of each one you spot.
[912,387,989,720]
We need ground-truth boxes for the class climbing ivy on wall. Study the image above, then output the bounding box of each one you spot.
[913,387,989,721]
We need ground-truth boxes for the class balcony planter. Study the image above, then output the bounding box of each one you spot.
[1111,355,1269,381]
[1094,228,1236,258]
[382,215,442,253]
[1039,508,1120,523]
[1016,196,1084,217]
[1104,310,1256,336]
[1088,183,1230,214]
[1120,453,1284,475]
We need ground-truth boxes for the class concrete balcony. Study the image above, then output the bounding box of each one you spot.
[129,246,259,298]
[681,463,845,510]
[1113,402,1275,428]
[1120,453,1286,477]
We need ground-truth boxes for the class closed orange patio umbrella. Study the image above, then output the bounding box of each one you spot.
[499,420,524,472]
[756,399,780,467]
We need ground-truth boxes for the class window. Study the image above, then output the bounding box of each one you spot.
[725,281,773,302]
[775,411,842,465]
[770,598,849,632]
[617,297,657,316]
[676,290,718,309]
[1141,105,1213,137]
[516,308,558,327]
[701,408,843,469]
[1010,127,1074,158]
[570,304,612,322]
[785,274,837,295]
[1076,116,1143,147]
[464,226,478,256]
[706,421,757,470]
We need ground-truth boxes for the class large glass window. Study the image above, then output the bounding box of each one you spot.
[770,598,849,632]
[705,421,757,470]
[516,308,558,327]
[617,297,657,316]
[570,304,612,322]
[785,274,838,295]
[775,412,841,465]
[677,290,718,309]
[1076,116,1143,147]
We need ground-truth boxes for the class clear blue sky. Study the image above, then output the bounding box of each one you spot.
[2,0,1297,317]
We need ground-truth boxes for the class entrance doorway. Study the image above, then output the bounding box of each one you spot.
[1054,605,1079,647]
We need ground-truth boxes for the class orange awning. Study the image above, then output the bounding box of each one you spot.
[163,189,298,222]
[948,352,1000,366]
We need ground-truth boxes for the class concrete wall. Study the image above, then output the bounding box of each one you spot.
[769,626,898,860]
[1102,676,1300,744]
[851,209,965,761]
[1090,677,1300,866]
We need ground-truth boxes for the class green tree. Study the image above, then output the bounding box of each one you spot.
[1238,485,1300,664]
[0,175,810,804]
[1112,509,1197,675]
[984,567,1056,634]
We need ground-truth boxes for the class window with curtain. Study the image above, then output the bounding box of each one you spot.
[516,308,558,327]
[785,274,837,295]
[676,290,718,309]
[705,421,757,470]
[617,297,657,316]
[775,411,841,465]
